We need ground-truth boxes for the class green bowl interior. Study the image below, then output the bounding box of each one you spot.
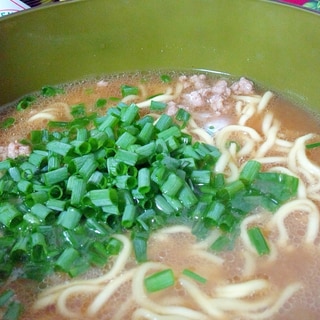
[1,0,319,110]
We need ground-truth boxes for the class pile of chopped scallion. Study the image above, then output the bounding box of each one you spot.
[0,95,299,300]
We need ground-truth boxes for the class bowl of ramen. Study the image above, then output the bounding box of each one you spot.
[1,0,320,319]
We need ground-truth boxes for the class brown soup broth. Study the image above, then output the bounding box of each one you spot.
[1,71,320,319]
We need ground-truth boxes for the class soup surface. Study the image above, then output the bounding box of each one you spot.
[1,71,320,320]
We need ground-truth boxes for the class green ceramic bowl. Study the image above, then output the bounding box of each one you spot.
[0,0,319,111]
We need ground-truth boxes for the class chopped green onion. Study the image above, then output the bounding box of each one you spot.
[154,114,173,131]
[41,85,64,97]
[42,167,69,186]
[205,201,225,226]
[132,232,148,263]
[29,130,43,144]
[217,180,245,200]
[150,165,167,185]
[154,194,175,215]
[182,269,207,284]
[0,117,15,129]
[136,209,156,230]
[247,227,270,256]
[49,185,64,199]
[8,167,21,182]
[138,168,151,194]
[144,268,175,293]
[157,126,181,140]
[17,179,33,194]
[251,172,298,208]
[69,177,87,206]
[68,154,93,174]
[121,204,136,228]
[178,184,198,208]
[190,170,211,185]
[46,141,74,156]
[55,247,80,273]
[115,175,137,189]
[160,74,172,83]
[95,98,108,108]
[239,160,262,184]
[306,141,320,149]
[150,100,167,111]
[136,141,156,159]
[47,154,61,171]
[3,301,23,320]
[106,238,123,255]
[70,103,86,118]
[31,203,53,221]
[154,140,168,156]
[78,157,98,180]
[57,207,82,229]
[0,204,22,229]
[68,259,90,278]
[114,149,138,166]
[210,234,235,252]
[87,242,109,266]
[10,237,29,260]
[87,188,118,207]
[214,173,225,189]
[47,121,70,128]
[25,191,48,206]
[121,84,139,97]
[121,103,139,124]
[98,114,120,131]
[107,157,127,176]
[137,122,155,144]
[21,163,36,178]
[124,125,140,137]
[87,171,108,190]
[175,108,190,127]
[89,131,110,150]
[160,173,184,197]
[31,232,47,261]
[28,151,48,168]
[116,131,137,150]
[16,95,35,111]
[0,290,14,307]
[165,136,180,151]
[163,194,183,211]
[70,140,92,155]
[46,199,66,212]
[0,159,12,171]
[85,218,110,235]
[136,115,154,127]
